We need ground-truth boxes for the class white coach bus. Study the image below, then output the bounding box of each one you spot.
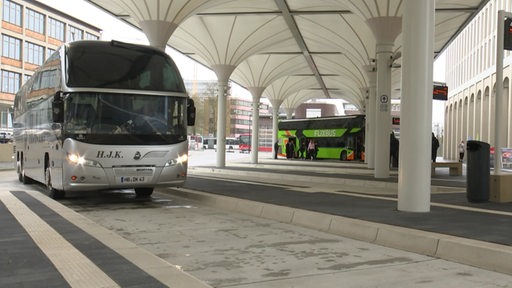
[13,40,195,198]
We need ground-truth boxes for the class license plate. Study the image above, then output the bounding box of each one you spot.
[118,176,151,184]
[114,167,155,184]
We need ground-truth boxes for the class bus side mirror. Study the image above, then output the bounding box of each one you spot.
[52,92,64,123]
[187,98,196,126]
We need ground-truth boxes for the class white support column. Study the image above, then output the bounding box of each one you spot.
[495,10,509,174]
[397,0,435,212]
[374,44,393,178]
[139,20,178,50]
[270,99,283,158]
[284,108,294,119]
[248,87,265,164]
[363,93,370,164]
[251,97,261,163]
[367,16,401,179]
[212,64,236,168]
[364,68,377,169]
[216,81,228,168]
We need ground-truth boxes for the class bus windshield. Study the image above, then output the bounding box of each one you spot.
[66,41,185,92]
[63,92,187,145]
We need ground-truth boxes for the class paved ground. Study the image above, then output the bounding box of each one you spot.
[2,150,512,287]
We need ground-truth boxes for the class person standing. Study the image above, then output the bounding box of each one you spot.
[458,140,465,162]
[307,139,316,160]
[298,140,306,159]
[390,132,399,168]
[431,133,440,162]
[285,140,291,159]
[289,138,295,159]
[274,141,279,159]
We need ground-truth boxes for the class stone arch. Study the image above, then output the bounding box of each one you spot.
[469,93,475,139]
[457,99,463,144]
[448,103,454,159]
[483,86,490,142]
[505,77,510,146]
[490,83,496,145]
[463,95,469,142]
[476,90,482,140]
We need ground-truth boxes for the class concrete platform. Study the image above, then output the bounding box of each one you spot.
[2,153,512,286]
[181,156,512,276]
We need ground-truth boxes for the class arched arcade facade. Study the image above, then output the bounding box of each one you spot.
[445,73,511,160]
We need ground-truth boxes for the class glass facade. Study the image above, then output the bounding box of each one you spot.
[3,0,21,26]
[26,8,44,34]
[2,34,21,60]
[0,0,101,130]
[1,70,20,94]
[24,41,44,65]
[48,17,65,41]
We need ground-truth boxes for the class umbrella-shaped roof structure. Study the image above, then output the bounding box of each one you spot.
[86,0,488,107]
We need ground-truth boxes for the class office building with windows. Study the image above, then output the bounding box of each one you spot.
[0,0,101,129]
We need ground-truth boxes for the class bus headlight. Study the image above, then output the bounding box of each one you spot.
[166,153,188,166]
[67,153,100,167]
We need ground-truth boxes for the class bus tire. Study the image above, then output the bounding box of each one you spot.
[17,163,23,182]
[20,166,33,184]
[135,187,153,197]
[21,170,32,184]
[45,168,65,199]
[340,151,348,161]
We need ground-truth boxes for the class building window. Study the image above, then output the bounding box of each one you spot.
[26,8,45,34]
[85,32,99,40]
[47,47,56,57]
[2,34,21,60]
[67,25,83,41]
[3,0,21,26]
[2,70,20,94]
[24,42,44,65]
[48,17,65,41]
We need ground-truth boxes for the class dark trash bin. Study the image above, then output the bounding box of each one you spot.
[466,140,490,202]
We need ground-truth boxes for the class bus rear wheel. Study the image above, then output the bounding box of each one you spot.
[135,187,153,198]
[45,168,65,199]
[20,167,33,184]
[340,151,348,161]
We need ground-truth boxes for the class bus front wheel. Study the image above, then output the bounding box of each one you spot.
[340,151,348,161]
[19,164,33,184]
[45,168,65,199]
[135,187,153,198]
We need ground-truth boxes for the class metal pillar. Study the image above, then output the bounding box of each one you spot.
[397,0,435,212]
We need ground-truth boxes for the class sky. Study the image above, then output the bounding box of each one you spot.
[37,0,446,125]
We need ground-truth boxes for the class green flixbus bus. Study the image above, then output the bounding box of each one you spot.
[277,115,365,161]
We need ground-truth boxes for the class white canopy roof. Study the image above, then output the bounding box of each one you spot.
[86,0,488,109]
